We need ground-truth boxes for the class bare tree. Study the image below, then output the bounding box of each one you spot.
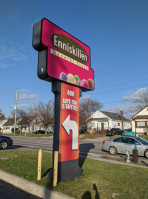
[79,98,103,128]
[33,101,54,134]
[11,108,27,119]
[17,110,34,133]
[0,108,5,120]
[11,109,31,133]
[133,89,148,109]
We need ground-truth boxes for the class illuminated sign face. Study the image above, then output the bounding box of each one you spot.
[33,18,94,91]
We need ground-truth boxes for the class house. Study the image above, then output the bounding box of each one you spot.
[131,106,148,134]
[0,119,7,133]
[87,110,131,133]
[18,116,38,133]
[2,118,20,134]
[18,116,53,134]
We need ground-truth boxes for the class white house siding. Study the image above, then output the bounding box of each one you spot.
[90,111,107,119]
[3,126,13,134]
[132,118,148,134]
[124,122,132,129]
[131,106,148,134]
[87,110,131,133]
[112,120,131,130]
[0,120,7,133]
[131,120,135,132]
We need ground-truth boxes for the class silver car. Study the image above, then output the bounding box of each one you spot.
[102,136,148,158]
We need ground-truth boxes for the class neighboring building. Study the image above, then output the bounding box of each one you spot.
[0,119,7,133]
[2,118,20,134]
[131,106,148,134]
[87,110,131,133]
[18,116,53,134]
[18,116,37,134]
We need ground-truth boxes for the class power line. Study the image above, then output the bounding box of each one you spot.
[95,56,148,73]
[93,83,148,94]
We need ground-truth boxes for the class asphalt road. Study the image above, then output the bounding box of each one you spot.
[9,136,106,157]
[8,135,148,164]
[0,179,41,199]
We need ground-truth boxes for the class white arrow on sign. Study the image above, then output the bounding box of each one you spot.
[62,114,78,150]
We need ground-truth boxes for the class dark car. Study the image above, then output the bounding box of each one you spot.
[0,135,13,149]
[106,128,123,136]
[34,130,51,134]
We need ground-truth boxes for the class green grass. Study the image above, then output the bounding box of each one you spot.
[0,133,53,137]
[0,150,148,199]
[140,135,148,141]
[80,134,106,139]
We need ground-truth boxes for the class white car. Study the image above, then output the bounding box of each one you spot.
[102,136,148,158]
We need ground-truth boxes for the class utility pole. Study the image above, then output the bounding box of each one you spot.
[14,89,17,136]
[120,111,124,131]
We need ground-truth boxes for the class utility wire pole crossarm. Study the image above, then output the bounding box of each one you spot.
[14,89,17,136]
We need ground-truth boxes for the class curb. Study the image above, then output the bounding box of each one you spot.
[0,170,75,199]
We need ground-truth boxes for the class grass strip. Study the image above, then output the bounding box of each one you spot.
[80,134,106,139]
[0,150,148,199]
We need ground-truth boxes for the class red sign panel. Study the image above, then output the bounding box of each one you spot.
[33,18,94,91]
[59,82,79,162]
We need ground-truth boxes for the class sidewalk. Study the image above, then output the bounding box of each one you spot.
[0,179,41,199]
[0,170,75,199]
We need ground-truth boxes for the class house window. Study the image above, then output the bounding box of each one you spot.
[136,121,146,128]
[118,123,120,126]
[88,123,95,128]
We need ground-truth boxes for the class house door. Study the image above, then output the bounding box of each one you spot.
[101,123,104,130]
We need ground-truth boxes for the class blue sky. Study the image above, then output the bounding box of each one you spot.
[0,0,148,118]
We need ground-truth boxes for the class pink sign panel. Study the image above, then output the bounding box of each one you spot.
[33,18,94,90]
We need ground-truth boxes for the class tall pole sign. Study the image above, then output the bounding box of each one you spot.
[33,18,94,182]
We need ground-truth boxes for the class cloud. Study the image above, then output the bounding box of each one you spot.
[18,104,28,108]
[0,63,12,68]
[19,94,37,100]
[105,88,148,118]
[123,88,148,101]
[18,89,29,93]
[0,45,26,62]
[0,39,31,68]
[81,94,91,99]
[106,104,138,119]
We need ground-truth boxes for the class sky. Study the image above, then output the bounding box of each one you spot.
[0,0,148,118]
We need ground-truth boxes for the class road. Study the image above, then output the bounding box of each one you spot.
[9,135,148,164]
[10,136,107,157]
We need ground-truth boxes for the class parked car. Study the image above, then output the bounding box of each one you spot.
[102,135,148,158]
[106,128,123,136]
[34,130,51,134]
[0,135,13,149]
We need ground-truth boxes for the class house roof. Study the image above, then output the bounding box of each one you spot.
[132,115,148,120]
[0,119,8,126]
[101,111,130,122]
[87,110,130,122]
[87,118,109,122]
[18,116,36,125]
[131,105,148,119]
[3,118,15,126]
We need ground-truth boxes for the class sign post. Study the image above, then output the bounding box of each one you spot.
[33,18,94,182]
[52,81,82,181]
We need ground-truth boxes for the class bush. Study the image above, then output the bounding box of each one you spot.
[11,128,20,134]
